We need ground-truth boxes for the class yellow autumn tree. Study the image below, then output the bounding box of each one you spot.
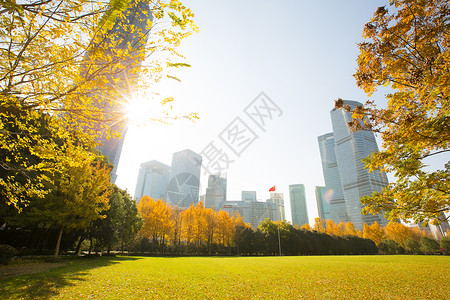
[339,0,450,225]
[363,221,385,246]
[313,218,327,233]
[138,196,173,248]
[300,223,311,231]
[0,0,198,209]
[216,210,234,247]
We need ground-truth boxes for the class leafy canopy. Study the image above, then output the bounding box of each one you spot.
[339,0,450,225]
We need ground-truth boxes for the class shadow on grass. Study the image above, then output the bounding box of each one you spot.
[0,256,142,300]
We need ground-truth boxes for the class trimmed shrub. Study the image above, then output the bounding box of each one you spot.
[404,238,421,254]
[0,244,18,265]
[420,236,439,255]
[378,239,404,254]
[439,236,450,255]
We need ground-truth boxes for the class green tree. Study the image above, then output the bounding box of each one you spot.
[18,148,112,257]
[440,235,450,254]
[420,236,440,254]
[338,0,449,225]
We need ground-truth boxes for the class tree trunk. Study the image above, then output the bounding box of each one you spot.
[53,226,64,258]
[75,236,85,255]
[88,237,93,254]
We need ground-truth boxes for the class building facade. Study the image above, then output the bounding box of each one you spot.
[318,133,348,223]
[241,191,257,202]
[318,100,389,230]
[166,149,202,209]
[267,192,286,221]
[205,173,227,209]
[315,186,330,220]
[134,160,170,203]
[220,200,276,229]
[289,184,309,226]
[92,0,153,183]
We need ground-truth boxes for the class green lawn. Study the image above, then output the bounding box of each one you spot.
[1,255,449,299]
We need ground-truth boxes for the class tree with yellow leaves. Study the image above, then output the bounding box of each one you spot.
[138,196,173,249]
[0,0,198,209]
[363,221,386,246]
[337,0,449,225]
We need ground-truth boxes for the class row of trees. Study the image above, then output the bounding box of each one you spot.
[0,183,142,257]
[137,197,246,254]
[133,198,377,256]
[307,218,428,247]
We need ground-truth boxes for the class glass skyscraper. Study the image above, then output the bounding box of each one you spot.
[134,160,171,203]
[90,0,153,183]
[205,173,227,209]
[318,100,389,229]
[241,191,257,202]
[317,133,348,223]
[315,186,330,220]
[289,184,309,226]
[267,192,286,221]
[166,149,202,209]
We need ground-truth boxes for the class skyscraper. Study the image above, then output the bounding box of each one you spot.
[134,160,170,203]
[315,186,330,220]
[289,184,309,226]
[318,133,348,223]
[241,191,257,202]
[318,100,389,229]
[205,173,227,209]
[91,0,153,183]
[267,192,286,221]
[166,149,202,209]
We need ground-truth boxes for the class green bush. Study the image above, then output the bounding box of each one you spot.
[0,244,18,265]
[420,236,439,255]
[404,238,421,254]
[378,239,404,254]
[439,235,450,254]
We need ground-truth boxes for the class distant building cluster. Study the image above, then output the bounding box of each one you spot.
[110,100,439,231]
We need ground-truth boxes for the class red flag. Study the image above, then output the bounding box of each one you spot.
[269,186,276,192]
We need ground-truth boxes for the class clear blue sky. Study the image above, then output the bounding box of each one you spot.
[116,0,392,225]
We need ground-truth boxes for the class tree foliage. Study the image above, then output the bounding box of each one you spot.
[0,0,198,208]
[337,0,450,225]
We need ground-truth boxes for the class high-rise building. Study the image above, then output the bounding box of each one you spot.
[166,149,202,209]
[91,0,153,183]
[318,100,389,230]
[220,200,276,229]
[134,160,170,203]
[242,191,257,202]
[318,133,348,223]
[315,186,330,220]
[205,173,227,209]
[289,184,308,226]
[267,192,286,221]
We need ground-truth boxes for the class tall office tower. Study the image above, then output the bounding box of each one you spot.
[267,193,286,221]
[134,160,171,203]
[242,191,257,202]
[315,186,330,220]
[89,0,153,183]
[318,133,348,223]
[220,200,276,229]
[166,149,202,209]
[205,173,227,209]
[289,184,309,226]
[318,100,389,230]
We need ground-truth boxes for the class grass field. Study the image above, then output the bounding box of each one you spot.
[1,255,449,299]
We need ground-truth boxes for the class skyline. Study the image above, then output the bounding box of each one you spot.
[115,0,394,225]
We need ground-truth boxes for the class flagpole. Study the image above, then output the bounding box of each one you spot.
[270,189,282,257]
[277,203,282,256]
